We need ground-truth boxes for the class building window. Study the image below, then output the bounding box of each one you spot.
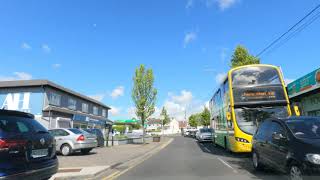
[49,93,61,106]
[93,106,99,115]
[82,103,89,113]
[68,98,76,110]
[102,109,107,117]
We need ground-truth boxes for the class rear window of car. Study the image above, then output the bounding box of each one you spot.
[200,129,213,133]
[0,116,46,134]
[68,128,83,134]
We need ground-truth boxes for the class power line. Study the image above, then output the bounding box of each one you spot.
[256,3,320,57]
[266,9,320,55]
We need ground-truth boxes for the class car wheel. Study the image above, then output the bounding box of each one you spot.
[289,164,304,180]
[81,148,92,155]
[252,151,263,171]
[61,144,72,156]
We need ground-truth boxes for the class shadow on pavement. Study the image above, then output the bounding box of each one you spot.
[58,151,97,156]
[194,138,287,180]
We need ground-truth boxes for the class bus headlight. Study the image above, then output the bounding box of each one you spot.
[235,137,249,143]
[306,154,320,165]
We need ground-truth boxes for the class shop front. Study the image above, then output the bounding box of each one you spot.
[288,67,320,116]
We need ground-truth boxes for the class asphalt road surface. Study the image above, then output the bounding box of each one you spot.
[117,136,287,180]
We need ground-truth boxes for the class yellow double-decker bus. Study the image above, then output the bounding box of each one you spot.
[209,64,292,153]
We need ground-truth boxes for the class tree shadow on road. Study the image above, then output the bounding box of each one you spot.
[195,140,287,180]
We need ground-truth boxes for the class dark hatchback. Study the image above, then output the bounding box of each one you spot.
[83,128,104,147]
[252,117,320,180]
[0,110,58,180]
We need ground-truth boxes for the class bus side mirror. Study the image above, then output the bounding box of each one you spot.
[226,112,231,121]
[294,106,300,116]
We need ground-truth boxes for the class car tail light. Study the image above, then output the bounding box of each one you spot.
[235,137,249,143]
[0,138,26,150]
[76,135,85,141]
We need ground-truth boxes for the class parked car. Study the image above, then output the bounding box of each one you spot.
[83,128,105,147]
[184,130,191,137]
[190,129,198,138]
[252,117,320,180]
[49,128,97,156]
[0,110,58,179]
[196,128,214,142]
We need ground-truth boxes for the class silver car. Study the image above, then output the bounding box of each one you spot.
[196,128,214,142]
[49,128,98,156]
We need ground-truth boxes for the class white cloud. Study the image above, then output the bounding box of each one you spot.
[89,94,105,102]
[186,0,194,9]
[52,64,61,68]
[169,90,193,105]
[0,72,32,81]
[126,90,208,121]
[110,106,121,116]
[127,106,137,119]
[285,78,294,85]
[216,0,238,10]
[110,86,124,99]
[42,44,51,53]
[21,42,31,50]
[183,31,197,48]
[215,72,227,84]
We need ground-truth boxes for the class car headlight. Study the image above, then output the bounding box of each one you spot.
[200,135,203,138]
[306,154,320,165]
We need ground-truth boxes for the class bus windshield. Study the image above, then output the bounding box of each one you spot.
[234,106,288,135]
[232,66,281,86]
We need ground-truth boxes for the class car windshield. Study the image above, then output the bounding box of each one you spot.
[286,118,320,139]
[68,128,83,134]
[232,66,281,86]
[200,129,212,133]
[235,106,288,135]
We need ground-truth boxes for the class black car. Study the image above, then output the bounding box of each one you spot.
[252,116,320,180]
[83,128,105,147]
[0,110,58,179]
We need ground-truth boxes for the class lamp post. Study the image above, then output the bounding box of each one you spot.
[160,115,164,137]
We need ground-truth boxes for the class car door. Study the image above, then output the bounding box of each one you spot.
[268,121,289,172]
[52,129,70,151]
[254,121,270,162]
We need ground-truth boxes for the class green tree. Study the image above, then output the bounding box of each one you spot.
[230,45,260,68]
[188,114,198,127]
[160,107,170,127]
[201,107,211,127]
[132,64,157,143]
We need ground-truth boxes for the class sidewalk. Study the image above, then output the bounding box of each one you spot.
[52,137,173,180]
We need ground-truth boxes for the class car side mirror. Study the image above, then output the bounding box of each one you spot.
[293,106,300,116]
[226,112,231,121]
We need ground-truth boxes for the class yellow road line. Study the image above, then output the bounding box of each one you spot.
[102,170,120,180]
[103,138,174,180]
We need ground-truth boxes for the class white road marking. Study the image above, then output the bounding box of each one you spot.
[217,157,238,173]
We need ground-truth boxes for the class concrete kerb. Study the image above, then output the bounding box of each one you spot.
[51,138,174,180]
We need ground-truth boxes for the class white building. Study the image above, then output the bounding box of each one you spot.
[163,118,180,135]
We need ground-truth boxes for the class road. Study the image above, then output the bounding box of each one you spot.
[117,136,286,180]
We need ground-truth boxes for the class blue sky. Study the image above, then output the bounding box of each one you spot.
[1,0,320,120]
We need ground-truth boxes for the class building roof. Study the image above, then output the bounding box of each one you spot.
[179,121,187,128]
[0,80,111,110]
[146,118,162,125]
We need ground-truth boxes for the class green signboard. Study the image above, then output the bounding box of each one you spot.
[114,119,139,124]
[287,67,320,98]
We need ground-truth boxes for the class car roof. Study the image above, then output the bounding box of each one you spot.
[263,116,320,124]
[0,109,34,119]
